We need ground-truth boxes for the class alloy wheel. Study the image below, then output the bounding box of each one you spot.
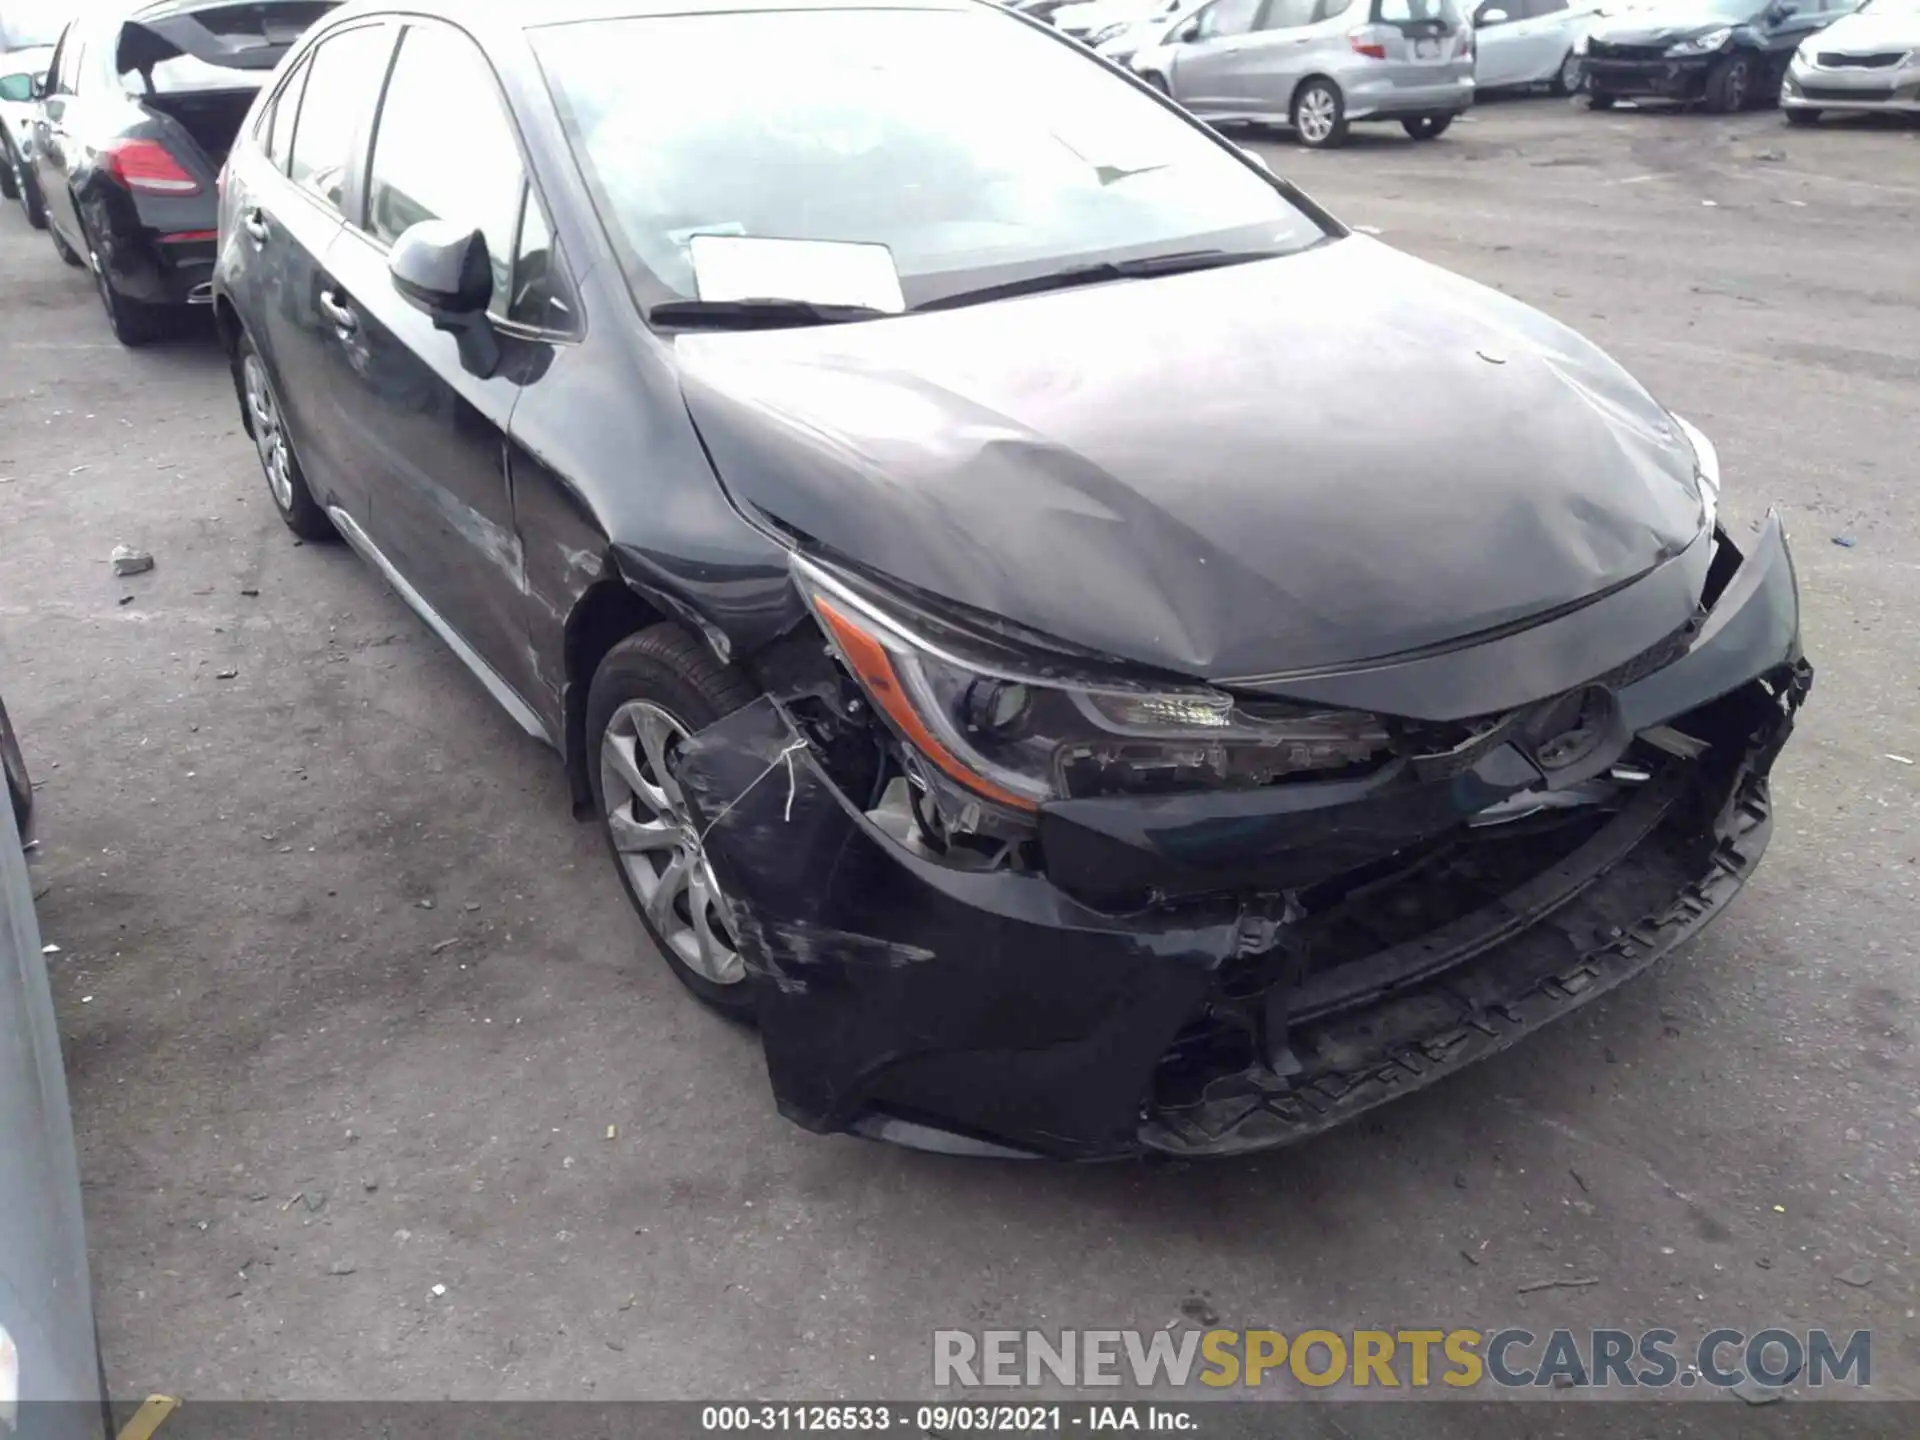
[599,699,744,987]
[1296,88,1338,145]
[1560,52,1582,93]
[1726,62,1748,109]
[242,353,295,511]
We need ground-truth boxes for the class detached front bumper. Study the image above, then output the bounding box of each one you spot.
[1583,52,1718,100]
[678,517,1809,1159]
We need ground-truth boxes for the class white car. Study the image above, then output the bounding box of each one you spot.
[1782,0,1919,121]
[1091,0,1206,61]
[1053,0,1185,43]
[1470,0,1603,91]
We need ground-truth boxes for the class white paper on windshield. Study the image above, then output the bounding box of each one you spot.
[689,235,906,313]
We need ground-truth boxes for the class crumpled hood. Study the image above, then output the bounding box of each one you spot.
[676,236,1705,681]
[1591,8,1743,44]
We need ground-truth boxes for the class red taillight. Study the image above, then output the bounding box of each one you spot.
[158,230,217,244]
[102,139,201,196]
[1350,38,1387,58]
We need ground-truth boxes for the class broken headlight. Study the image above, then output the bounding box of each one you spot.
[1673,412,1720,526]
[793,557,1391,814]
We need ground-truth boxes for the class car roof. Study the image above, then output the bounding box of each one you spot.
[327,0,976,31]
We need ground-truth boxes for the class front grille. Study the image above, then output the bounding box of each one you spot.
[1800,83,1898,101]
[1816,51,1908,69]
[1587,41,1670,62]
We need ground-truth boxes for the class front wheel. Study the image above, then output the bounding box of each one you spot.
[1550,50,1582,96]
[1292,80,1348,149]
[1402,114,1454,141]
[588,623,762,1019]
[237,333,334,540]
[1704,54,1754,113]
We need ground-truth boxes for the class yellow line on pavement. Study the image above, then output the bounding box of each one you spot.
[116,1394,179,1440]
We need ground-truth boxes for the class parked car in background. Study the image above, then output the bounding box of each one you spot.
[1781,0,1918,120]
[1129,0,1476,146]
[0,2,69,226]
[29,0,339,345]
[0,42,51,226]
[216,0,1807,1160]
[1471,0,1599,91]
[1093,0,1206,62]
[1051,0,1183,43]
[1,693,112,1439]
[1580,0,1854,110]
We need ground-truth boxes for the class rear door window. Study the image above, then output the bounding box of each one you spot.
[1260,0,1319,25]
[262,55,310,173]
[287,22,394,213]
[1194,0,1265,38]
[365,21,526,317]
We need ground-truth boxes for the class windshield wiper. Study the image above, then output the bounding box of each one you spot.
[914,249,1282,313]
[646,297,892,330]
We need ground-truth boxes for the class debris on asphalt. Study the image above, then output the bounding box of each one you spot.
[618,1294,636,1311]
[1701,199,1718,208]
[1835,1261,1875,1288]
[328,1261,357,1277]
[1517,1276,1599,1295]
[240,588,260,597]
[606,1125,618,1141]
[1832,535,1857,548]
[1773,1204,1787,1213]
[1459,1249,1480,1267]
[247,1192,270,1203]
[111,545,155,576]
[364,1179,378,1192]
[431,1283,447,1298]
[463,901,480,912]
[1731,1377,1784,1405]
[430,938,460,954]
[605,1339,625,1352]
[1754,149,1785,162]
[302,1190,326,1212]
[1886,755,1914,766]
[1178,1297,1220,1327]
[41,942,59,954]
[216,667,239,680]
[118,595,134,606]
[419,899,434,910]
[1756,1256,1772,1269]
[1569,1167,1590,1193]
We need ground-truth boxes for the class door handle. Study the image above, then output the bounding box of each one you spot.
[318,290,358,334]
[243,210,270,244]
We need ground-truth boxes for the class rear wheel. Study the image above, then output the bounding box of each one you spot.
[87,225,170,347]
[1402,113,1454,140]
[1549,49,1582,96]
[1586,89,1617,110]
[238,332,334,541]
[1291,79,1348,149]
[587,624,761,1018]
[1704,53,1754,113]
[1783,106,1820,126]
[49,217,84,266]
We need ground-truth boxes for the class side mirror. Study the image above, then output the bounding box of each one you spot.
[389,219,492,317]
[1477,6,1511,21]
[1175,18,1203,40]
[0,73,35,102]
[388,220,501,378]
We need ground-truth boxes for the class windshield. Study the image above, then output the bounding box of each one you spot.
[532,6,1327,313]
[0,1,67,49]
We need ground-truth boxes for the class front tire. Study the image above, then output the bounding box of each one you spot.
[49,217,84,266]
[1587,89,1618,110]
[1402,113,1454,140]
[1550,49,1582,96]
[237,333,334,540]
[587,624,761,1018]
[1704,54,1754,113]
[1292,79,1348,149]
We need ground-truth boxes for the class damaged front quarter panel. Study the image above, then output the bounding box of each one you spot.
[674,696,1254,1158]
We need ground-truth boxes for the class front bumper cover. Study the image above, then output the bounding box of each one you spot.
[1583,53,1719,99]
[677,515,1809,1159]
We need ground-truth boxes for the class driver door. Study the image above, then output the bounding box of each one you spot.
[1470,0,1528,85]
[1166,0,1274,111]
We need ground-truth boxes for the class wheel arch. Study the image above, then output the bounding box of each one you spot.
[562,580,671,816]
[1289,72,1343,118]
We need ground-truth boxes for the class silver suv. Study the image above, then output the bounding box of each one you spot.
[1129,0,1476,146]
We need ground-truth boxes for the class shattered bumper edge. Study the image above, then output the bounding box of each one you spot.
[1140,762,1778,1157]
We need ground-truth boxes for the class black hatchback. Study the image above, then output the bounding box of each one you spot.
[215,0,1808,1160]
[30,0,337,344]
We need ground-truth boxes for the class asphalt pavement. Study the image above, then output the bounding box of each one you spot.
[0,96,1916,1414]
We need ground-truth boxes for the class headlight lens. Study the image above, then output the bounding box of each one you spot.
[1668,26,1731,54]
[794,558,1392,813]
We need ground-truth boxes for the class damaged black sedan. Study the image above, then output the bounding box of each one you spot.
[214,0,1809,1160]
